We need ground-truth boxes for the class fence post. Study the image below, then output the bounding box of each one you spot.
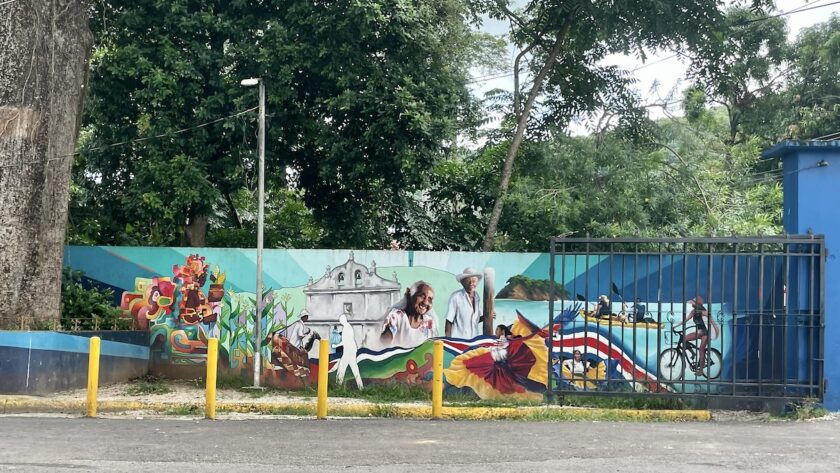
[432,340,444,419]
[317,339,329,419]
[86,336,101,418]
[205,338,219,420]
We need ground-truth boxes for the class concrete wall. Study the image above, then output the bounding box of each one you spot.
[64,246,755,400]
[763,140,840,409]
[0,331,149,395]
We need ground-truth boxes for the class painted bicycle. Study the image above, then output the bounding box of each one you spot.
[657,328,722,381]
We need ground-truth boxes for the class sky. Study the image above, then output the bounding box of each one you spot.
[469,0,840,136]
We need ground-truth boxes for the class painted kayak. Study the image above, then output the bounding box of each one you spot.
[574,311,661,330]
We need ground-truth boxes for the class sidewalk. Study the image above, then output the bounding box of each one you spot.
[0,381,712,422]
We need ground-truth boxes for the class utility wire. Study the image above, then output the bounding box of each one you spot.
[466,52,683,84]
[814,129,840,140]
[467,0,840,83]
[466,71,518,84]
[631,53,681,72]
[737,0,840,24]
[0,106,258,169]
[788,0,830,14]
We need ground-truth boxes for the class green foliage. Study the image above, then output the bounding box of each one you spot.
[252,381,433,403]
[216,375,250,390]
[68,3,836,253]
[472,0,760,125]
[422,146,504,250]
[429,102,783,252]
[125,376,173,396]
[73,0,493,249]
[165,405,201,416]
[205,189,324,248]
[683,86,709,124]
[501,275,570,300]
[60,267,127,330]
[781,398,829,420]
[557,394,685,410]
[328,382,432,403]
[787,15,840,139]
[688,7,789,143]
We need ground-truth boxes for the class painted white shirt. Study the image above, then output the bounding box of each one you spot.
[384,308,438,349]
[284,320,308,348]
[445,289,483,339]
[563,358,588,376]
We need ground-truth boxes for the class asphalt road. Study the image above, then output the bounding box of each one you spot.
[1,415,838,472]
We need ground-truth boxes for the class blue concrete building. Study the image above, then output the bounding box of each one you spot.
[763,140,840,409]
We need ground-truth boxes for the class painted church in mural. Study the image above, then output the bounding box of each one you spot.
[66,246,737,400]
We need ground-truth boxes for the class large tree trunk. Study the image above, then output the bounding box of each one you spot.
[181,211,209,247]
[0,0,93,329]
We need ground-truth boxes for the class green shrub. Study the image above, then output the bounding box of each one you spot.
[126,375,172,395]
[784,398,829,420]
[60,266,128,331]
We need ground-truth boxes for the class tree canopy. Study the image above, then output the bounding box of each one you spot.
[68,3,840,252]
[73,0,501,248]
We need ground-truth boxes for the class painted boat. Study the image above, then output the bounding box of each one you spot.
[577,311,661,330]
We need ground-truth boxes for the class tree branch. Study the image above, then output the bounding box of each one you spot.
[224,191,242,229]
[483,24,570,250]
[496,0,528,32]
[645,142,713,217]
[513,41,538,117]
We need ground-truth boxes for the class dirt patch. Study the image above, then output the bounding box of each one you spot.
[46,380,377,407]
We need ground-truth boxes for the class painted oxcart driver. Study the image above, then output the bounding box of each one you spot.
[382,281,439,348]
[445,267,484,339]
[283,309,311,349]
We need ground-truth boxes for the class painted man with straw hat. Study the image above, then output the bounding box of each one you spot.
[445,268,485,339]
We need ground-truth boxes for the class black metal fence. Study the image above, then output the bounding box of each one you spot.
[548,236,825,401]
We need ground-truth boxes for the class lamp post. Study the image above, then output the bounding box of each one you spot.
[241,77,265,388]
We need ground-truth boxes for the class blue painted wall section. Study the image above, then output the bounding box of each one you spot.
[0,331,150,394]
[763,140,840,409]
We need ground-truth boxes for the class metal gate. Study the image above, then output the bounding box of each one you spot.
[547,236,825,401]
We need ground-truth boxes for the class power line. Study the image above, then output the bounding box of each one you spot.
[0,0,19,6]
[737,0,840,25]
[631,53,681,72]
[468,0,840,84]
[788,0,829,14]
[738,161,830,186]
[466,71,516,84]
[814,130,840,140]
[467,52,682,84]
[0,106,258,169]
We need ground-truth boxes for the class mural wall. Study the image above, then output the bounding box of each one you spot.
[65,247,736,399]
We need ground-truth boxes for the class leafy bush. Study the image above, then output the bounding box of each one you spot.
[784,398,829,420]
[125,375,172,395]
[61,266,128,330]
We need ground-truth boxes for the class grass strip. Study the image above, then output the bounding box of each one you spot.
[0,397,710,422]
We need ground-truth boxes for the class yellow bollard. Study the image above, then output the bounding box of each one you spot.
[432,340,444,419]
[205,338,219,420]
[316,338,329,419]
[86,336,101,418]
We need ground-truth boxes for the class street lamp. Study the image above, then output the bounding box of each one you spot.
[241,77,265,388]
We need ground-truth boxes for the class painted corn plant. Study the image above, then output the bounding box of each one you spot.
[219,288,298,370]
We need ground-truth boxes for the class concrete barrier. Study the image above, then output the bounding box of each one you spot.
[0,331,149,394]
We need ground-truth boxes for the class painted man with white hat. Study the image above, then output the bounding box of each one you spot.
[445,268,484,339]
[283,309,311,349]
